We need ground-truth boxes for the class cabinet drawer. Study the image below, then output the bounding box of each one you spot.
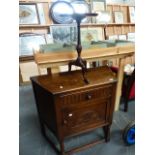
[62,99,111,136]
[60,84,113,107]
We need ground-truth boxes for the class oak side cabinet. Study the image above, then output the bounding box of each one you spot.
[31,66,117,155]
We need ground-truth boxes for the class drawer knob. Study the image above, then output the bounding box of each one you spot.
[63,120,67,125]
[68,113,73,117]
[86,94,92,100]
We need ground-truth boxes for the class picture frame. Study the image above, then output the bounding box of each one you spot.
[95,11,111,24]
[114,11,124,24]
[81,27,103,43]
[19,33,47,56]
[82,3,92,23]
[72,0,91,23]
[108,35,118,40]
[19,3,40,25]
[129,6,135,23]
[37,3,46,25]
[91,0,105,12]
[127,33,135,42]
[50,25,77,44]
[118,35,127,40]
[45,34,54,44]
[91,0,106,23]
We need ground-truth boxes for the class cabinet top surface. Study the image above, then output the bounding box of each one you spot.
[31,66,117,94]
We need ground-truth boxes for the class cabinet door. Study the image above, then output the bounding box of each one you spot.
[61,99,111,136]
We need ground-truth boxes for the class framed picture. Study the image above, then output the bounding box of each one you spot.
[91,0,105,12]
[45,34,54,44]
[37,3,46,25]
[91,0,106,23]
[19,3,40,25]
[90,27,104,41]
[127,33,135,42]
[129,6,135,23]
[72,0,91,23]
[95,11,111,24]
[81,27,103,42]
[118,35,127,40]
[114,11,124,24]
[81,28,97,42]
[19,33,47,56]
[50,25,77,44]
[108,35,118,40]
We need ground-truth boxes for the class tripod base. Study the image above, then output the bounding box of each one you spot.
[68,57,89,84]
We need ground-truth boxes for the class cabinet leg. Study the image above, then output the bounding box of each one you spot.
[59,140,65,155]
[103,125,110,142]
[40,121,46,137]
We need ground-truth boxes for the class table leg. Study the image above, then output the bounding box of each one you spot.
[19,66,23,85]
[47,67,52,75]
[51,66,60,74]
[37,65,42,75]
[114,58,125,111]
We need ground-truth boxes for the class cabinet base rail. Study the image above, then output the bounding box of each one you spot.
[41,123,110,155]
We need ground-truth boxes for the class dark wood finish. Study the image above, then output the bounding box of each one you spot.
[66,139,105,155]
[47,67,52,75]
[31,66,117,155]
[68,13,98,84]
[103,125,110,142]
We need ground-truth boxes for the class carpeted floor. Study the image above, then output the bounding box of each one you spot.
[19,85,135,155]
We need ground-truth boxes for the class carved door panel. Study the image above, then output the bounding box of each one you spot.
[62,99,111,136]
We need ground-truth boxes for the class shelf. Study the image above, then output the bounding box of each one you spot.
[19,23,135,29]
[107,23,135,26]
[19,24,51,29]
[19,0,51,3]
[107,3,135,7]
[81,23,135,27]
[19,1,135,85]
[19,55,34,62]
